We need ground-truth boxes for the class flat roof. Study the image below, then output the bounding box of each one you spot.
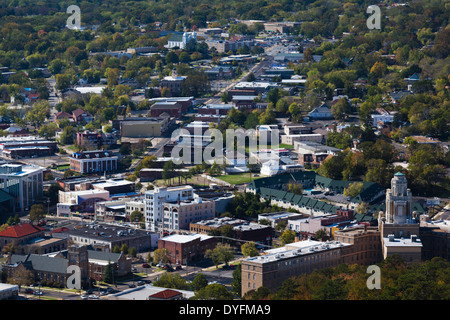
[160,233,213,243]
[244,239,350,265]
[383,236,423,247]
[92,180,134,188]
[110,285,194,300]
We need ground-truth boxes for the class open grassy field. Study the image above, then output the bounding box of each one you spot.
[216,172,262,185]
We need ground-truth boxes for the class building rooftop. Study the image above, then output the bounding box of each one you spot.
[245,239,350,265]
[110,285,194,300]
[0,164,44,176]
[383,235,423,247]
[0,223,45,238]
[160,233,213,244]
[52,223,155,242]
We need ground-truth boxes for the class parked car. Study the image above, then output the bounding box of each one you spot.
[136,281,145,286]
[128,283,136,288]
[80,295,88,300]
[175,265,183,270]
[34,291,44,296]
[142,263,150,268]
[24,288,34,294]
[164,265,174,272]
[88,294,99,299]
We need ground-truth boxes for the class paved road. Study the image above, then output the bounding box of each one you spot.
[203,46,281,105]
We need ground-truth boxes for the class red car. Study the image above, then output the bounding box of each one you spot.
[142,263,150,268]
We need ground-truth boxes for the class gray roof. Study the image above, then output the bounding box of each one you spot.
[88,250,122,263]
[10,254,68,274]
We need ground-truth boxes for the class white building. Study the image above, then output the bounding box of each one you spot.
[0,164,44,211]
[0,283,19,300]
[57,189,110,217]
[371,114,395,127]
[144,186,194,232]
[162,197,216,231]
[165,31,197,49]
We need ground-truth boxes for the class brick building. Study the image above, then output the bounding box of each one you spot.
[0,223,46,252]
[157,234,216,265]
[69,150,118,174]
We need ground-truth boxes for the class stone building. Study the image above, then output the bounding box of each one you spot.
[379,172,422,263]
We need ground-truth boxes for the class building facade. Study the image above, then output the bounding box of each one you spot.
[144,186,194,232]
[157,233,216,265]
[162,197,215,231]
[241,239,352,296]
[69,150,118,174]
[0,164,44,212]
[379,172,422,263]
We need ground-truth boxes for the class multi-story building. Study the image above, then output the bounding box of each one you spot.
[0,223,46,252]
[0,164,44,212]
[69,150,118,174]
[379,172,422,263]
[52,224,158,252]
[0,136,58,158]
[144,186,194,232]
[160,70,186,96]
[57,189,110,218]
[149,101,183,118]
[190,216,273,244]
[241,239,352,296]
[119,116,170,138]
[3,244,133,286]
[76,131,117,150]
[157,233,216,265]
[205,39,254,53]
[334,225,382,266]
[162,197,215,231]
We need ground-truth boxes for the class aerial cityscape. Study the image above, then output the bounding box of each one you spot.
[0,0,449,304]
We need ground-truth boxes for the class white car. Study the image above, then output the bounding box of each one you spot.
[88,294,99,299]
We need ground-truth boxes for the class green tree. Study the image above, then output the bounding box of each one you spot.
[231,264,242,296]
[280,229,296,245]
[153,248,171,265]
[192,283,234,300]
[241,242,260,257]
[343,182,364,198]
[206,243,235,269]
[191,273,209,292]
[153,273,190,290]
[287,182,304,195]
[29,204,45,222]
[103,261,116,284]
[26,100,51,129]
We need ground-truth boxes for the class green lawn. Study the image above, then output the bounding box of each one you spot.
[279,143,294,149]
[216,172,262,185]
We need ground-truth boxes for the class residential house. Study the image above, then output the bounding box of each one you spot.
[72,108,93,124]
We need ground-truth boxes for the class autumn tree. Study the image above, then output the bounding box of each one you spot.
[241,241,260,257]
